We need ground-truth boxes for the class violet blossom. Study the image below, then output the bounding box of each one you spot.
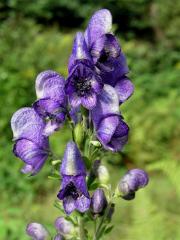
[118,169,149,200]
[26,222,49,240]
[57,141,90,214]
[65,32,103,110]
[33,70,67,136]
[11,107,49,175]
[91,84,129,152]
[84,9,134,103]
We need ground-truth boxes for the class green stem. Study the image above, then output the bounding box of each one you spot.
[78,216,86,240]
[93,203,112,240]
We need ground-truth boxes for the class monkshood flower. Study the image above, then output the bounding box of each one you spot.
[57,141,90,214]
[91,188,107,215]
[33,70,67,136]
[91,84,129,151]
[26,222,49,240]
[118,169,149,200]
[55,217,74,237]
[11,107,49,175]
[66,32,103,110]
[84,9,134,103]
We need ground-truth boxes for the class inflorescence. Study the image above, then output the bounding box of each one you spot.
[11,9,148,240]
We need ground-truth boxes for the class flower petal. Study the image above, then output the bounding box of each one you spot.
[73,175,89,198]
[11,107,45,144]
[60,141,86,176]
[35,70,65,102]
[115,77,134,103]
[90,35,106,63]
[85,9,112,48]
[26,223,49,240]
[75,195,91,213]
[69,93,81,109]
[68,32,92,72]
[81,93,97,110]
[108,119,129,151]
[91,84,119,127]
[96,115,119,145]
[91,76,103,94]
[13,138,48,174]
[104,34,121,58]
[63,196,76,215]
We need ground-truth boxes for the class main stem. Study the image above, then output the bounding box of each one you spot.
[78,216,86,240]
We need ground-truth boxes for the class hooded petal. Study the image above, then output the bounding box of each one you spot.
[60,141,86,176]
[35,70,65,102]
[81,93,97,110]
[90,35,106,63]
[75,195,91,213]
[96,115,119,145]
[63,196,76,215]
[26,222,49,240]
[13,138,48,175]
[99,52,129,86]
[33,98,66,121]
[106,119,129,151]
[115,77,134,103]
[68,32,92,72]
[91,84,119,127]
[85,9,112,48]
[11,107,45,144]
[103,34,121,57]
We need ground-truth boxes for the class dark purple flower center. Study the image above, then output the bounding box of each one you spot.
[73,76,91,97]
[64,181,82,200]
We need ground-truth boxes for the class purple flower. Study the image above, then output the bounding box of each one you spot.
[55,217,74,236]
[26,222,49,240]
[91,188,107,215]
[66,32,103,110]
[33,70,67,136]
[11,107,49,175]
[85,9,134,103]
[118,169,149,200]
[57,141,90,214]
[91,84,129,152]
[54,234,64,240]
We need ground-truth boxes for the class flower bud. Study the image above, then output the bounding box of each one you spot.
[55,217,74,236]
[26,222,49,240]
[91,188,107,215]
[54,234,64,240]
[118,169,149,200]
[74,123,84,146]
[97,165,110,184]
[90,140,101,147]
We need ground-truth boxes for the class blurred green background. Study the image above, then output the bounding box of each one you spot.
[0,0,179,239]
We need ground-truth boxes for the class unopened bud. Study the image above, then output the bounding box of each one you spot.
[118,169,149,200]
[91,188,107,215]
[74,123,84,146]
[97,165,110,184]
[54,234,64,240]
[90,140,101,147]
[26,222,49,240]
[55,217,74,236]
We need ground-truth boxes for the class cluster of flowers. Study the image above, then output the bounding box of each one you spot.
[11,9,148,240]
